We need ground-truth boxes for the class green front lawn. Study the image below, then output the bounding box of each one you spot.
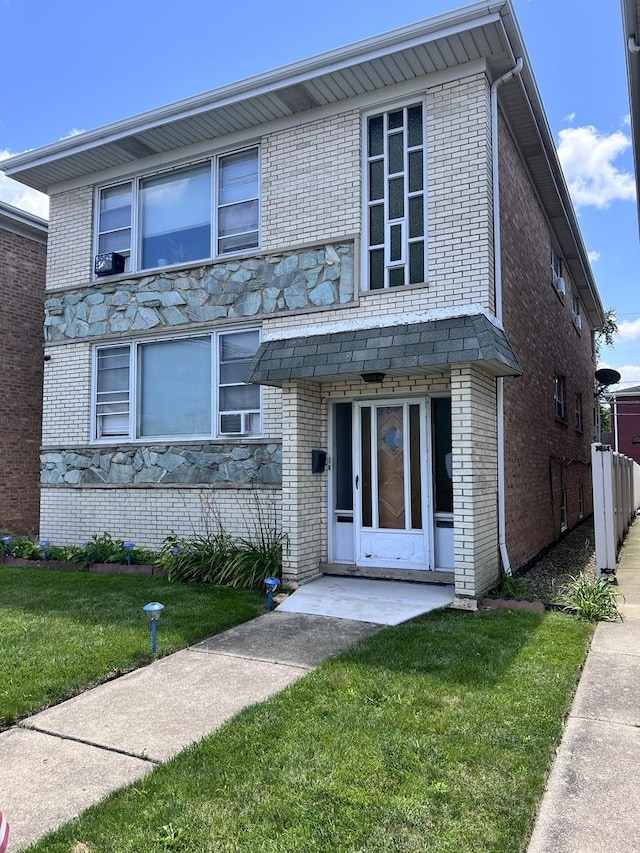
[0,565,263,727]
[27,609,593,853]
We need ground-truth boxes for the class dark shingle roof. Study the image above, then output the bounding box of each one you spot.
[248,314,522,386]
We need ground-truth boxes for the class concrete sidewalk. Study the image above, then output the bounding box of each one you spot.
[0,612,380,851]
[528,517,640,853]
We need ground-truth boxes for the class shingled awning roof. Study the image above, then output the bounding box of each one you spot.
[248,314,522,386]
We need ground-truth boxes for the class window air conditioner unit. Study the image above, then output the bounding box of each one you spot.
[95,252,125,277]
[219,413,248,436]
[572,313,582,330]
[553,275,566,296]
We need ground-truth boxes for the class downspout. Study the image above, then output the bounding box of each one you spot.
[628,35,640,54]
[491,57,523,577]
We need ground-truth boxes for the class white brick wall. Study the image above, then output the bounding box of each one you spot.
[280,381,327,584]
[42,343,92,445]
[46,188,94,291]
[261,110,361,250]
[451,364,498,597]
[40,486,281,550]
[426,74,494,312]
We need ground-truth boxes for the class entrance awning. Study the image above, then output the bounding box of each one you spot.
[248,313,522,386]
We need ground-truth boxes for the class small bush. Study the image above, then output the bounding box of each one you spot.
[489,573,532,601]
[553,572,623,622]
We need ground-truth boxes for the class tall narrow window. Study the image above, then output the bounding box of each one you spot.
[217,149,259,254]
[95,346,130,438]
[575,393,583,432]
[97,184,132,269]
[432,398,453,514]
[366,104,426,290]
[560,489,568,532]
[218,330,261,435]
[554,374,566,421]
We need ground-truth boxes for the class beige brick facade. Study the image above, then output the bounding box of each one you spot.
[451,364,498,597]
[46,187,93,291]
[40,486,280,550]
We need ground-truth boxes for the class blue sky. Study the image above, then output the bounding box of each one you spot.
[1,0,637,386]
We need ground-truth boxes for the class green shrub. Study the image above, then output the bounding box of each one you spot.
[553,572,623,622]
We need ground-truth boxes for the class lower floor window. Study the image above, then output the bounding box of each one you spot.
[94,328,260,441]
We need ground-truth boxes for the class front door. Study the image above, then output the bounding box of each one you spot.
[354,400,429,568]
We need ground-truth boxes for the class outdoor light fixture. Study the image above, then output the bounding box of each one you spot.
[361,372,385,383]
[142,601,165,653]
[1,536,12,556]
[264,577,281,611]
[123,542,135,566]
[39,540,51,560]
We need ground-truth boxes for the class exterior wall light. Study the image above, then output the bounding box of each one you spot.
[361,372,385,383]
[142,601,165,652]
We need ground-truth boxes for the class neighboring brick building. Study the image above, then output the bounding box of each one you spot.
[609,386,640,464]
[0,202,47,533]
[2,0,604,600]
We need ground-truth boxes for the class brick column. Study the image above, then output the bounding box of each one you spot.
[451,364,499,599]
[280,381,327,584]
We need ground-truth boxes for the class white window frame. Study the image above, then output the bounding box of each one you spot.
[560,488,568,532]
[362,100,427,291]
[93,146,260,277]
[575,392,583,433]
[551,246,562,283]
[91,328,261,443]
[554,373,566,421]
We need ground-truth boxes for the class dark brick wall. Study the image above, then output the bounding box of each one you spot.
[499,114,596,568]
[0,226,46,533]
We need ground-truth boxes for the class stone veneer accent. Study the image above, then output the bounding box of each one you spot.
[41,443,281,487]
[44,243,354,343]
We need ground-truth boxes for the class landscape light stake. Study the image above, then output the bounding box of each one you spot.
[142,602,165,653]
[1,536,12,556]
[124,542,135,566]
[264,577,281,611]
[39,540,51,560]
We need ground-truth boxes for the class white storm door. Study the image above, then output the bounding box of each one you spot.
[354,400,429,569]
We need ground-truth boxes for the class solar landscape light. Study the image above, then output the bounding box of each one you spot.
[123,541,135,565]
[39,540,51,560]
[264,577,281,611]
[142,601,165,653]
[1,536,12,556]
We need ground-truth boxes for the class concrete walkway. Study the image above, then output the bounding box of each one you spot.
[528,517,640,853]
[0,612,381,852]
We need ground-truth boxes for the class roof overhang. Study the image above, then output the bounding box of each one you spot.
[248,311,522,386]
[0,200,48,243]
[621,0,640,229]
[1,0,602,326]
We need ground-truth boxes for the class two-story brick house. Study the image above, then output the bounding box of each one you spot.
[0,201,47,533]
[2,0,603,601]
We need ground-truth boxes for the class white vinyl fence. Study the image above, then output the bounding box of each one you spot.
[592,442,640,575]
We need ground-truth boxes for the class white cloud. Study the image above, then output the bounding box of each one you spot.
[0,149,49,219]
[623,113,631,127]
[564,111,576,123]
[588,250,600,263]
[617,317,640,341]
[556,125,636,209]
[598,361,640,389]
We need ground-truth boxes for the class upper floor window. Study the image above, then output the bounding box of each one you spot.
[571,290,582,330]
[365,104,426,290]
[554,373,566,421]
[93,328,261,441]
[575,392,583,432]
[95,147,259,275]
[551,246,565,296]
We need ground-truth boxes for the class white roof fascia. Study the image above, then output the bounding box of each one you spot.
[1,4,502,178]
[45,59,488,196]
[0,201,48,242]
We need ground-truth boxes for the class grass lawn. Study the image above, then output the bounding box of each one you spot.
[27,609,593,853]
[0,565,263,727]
